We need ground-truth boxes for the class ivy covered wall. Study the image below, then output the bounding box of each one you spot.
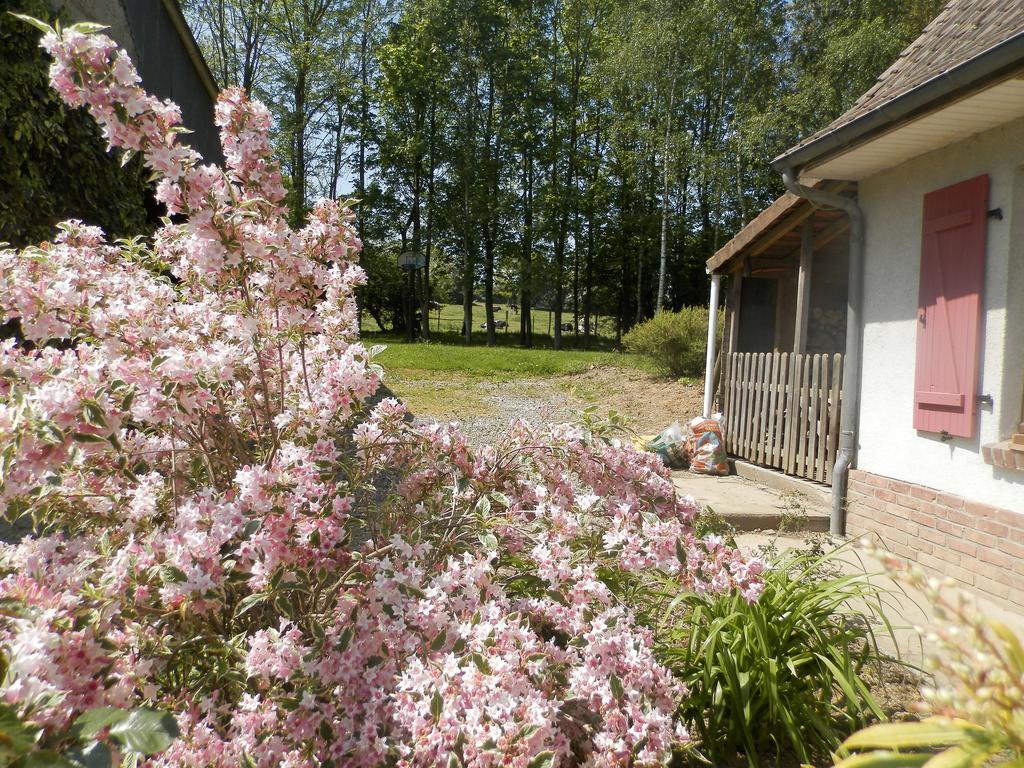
[0,0,153,248]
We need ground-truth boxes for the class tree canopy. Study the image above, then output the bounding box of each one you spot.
[184,0,942,346]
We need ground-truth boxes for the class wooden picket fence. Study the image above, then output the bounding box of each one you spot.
[719,352,843,484]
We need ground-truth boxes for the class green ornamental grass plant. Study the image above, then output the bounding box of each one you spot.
[650,544,902,767]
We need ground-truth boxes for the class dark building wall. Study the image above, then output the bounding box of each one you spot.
[57,0,222,162]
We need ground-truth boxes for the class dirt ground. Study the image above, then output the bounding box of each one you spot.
[391,364,705,443]
[564,365,705,434]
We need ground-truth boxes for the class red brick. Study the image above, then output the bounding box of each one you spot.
[965,500,1000,519]
[965,529,998,548]
[973,561,1008,585]
[896,494,929,513]
[978,519,1009,537]
[888,479,912,494]
[943,508,974,528]
[997,538,1024,559]
[937,492,965,510]
[944,564,977,587]
[919,526,946,547]
[995,509,1024,530]
[976,580,1011,601]
[911,485,938,502]
[918,552,949,575]
[910,509,937,528]
[948,538,977,557]
[935,519,965,537]
[875,488,897,503]
[863,473,889,489]
[891,542,918,561]
[977,548,1013,568]
[891,516,920,537]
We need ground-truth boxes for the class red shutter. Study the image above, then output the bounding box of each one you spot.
[913,174,988,438]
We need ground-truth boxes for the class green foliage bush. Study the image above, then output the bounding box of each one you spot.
[0,0,151,247]
[651,545,897,766]
[622,307,722,378]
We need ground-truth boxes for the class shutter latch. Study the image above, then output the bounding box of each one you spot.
[977,393,993,407]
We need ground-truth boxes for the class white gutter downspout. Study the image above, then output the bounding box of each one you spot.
[702,272,722,419]
[778,168,864,537]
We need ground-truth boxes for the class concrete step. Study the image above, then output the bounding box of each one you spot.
[671,466,830,533]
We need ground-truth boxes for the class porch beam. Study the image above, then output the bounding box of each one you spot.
[813,216,850,251]
[793,218,814,353]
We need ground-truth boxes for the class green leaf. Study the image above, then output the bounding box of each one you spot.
[71,707,128,739]
[0,703,39,763]
[430,691,443,721]
[472,496,491,517]
[108,708,179,755]
[833,751,932,768]
[234,592,267,617]
[65,740,112,768]
[429,629,447,652]
[841,720,973,752]
[8,13,53,34]
[20,750,75,767]
[609,673,624,703]
[526,751,555,768]
[477,532,497,551]
[67,22,109,34]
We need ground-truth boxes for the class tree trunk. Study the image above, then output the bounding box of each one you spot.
[292,66,307,226]
[421,102,436,340]
[520,150,534,348]
[656,76,676,313]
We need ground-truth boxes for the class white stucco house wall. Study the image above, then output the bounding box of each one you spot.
[707,0,1024,608]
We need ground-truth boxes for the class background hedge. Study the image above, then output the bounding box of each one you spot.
[0,0,153,248]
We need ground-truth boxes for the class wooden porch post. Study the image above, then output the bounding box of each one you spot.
[793,217,814,353]
[726,273,741,353]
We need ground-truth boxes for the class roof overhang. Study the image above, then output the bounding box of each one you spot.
[706,181,853,275]
[772,31,1024,180]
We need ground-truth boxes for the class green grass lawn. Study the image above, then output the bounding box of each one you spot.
[367,333,643,381]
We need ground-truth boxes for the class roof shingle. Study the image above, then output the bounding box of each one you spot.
[783,0,1024,161]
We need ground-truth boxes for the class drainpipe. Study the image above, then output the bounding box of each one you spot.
[702,273,722,419]
[778,167,864,537]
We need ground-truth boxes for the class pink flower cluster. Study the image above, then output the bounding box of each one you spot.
[0,22,764,767]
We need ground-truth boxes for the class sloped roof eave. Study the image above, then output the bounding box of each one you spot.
[772,28,1024,177]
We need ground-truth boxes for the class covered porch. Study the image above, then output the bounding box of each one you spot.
[707,181,854,484]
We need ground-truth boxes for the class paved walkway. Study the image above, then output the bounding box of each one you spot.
[671,468,830,531]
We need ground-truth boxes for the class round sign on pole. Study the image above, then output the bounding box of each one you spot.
[398,251,425,269]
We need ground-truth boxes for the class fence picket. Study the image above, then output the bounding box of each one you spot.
[719,352,843,484]
[817,355,830,482]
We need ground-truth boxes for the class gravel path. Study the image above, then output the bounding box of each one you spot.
[413,378,580,446]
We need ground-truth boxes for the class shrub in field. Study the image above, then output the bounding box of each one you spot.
[650,545,894,767]
[622,309,720,379]
[835,562,1024,768]
[0,19,765,768]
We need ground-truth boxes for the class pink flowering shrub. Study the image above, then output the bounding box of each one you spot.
[0,20,764,767]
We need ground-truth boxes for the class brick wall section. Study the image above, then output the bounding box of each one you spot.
[846,469,1024,609]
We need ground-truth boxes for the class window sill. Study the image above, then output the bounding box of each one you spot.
[982,437,1024,471]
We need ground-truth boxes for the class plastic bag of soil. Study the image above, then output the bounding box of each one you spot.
[642,421,691,469]
[688,414,729,475]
